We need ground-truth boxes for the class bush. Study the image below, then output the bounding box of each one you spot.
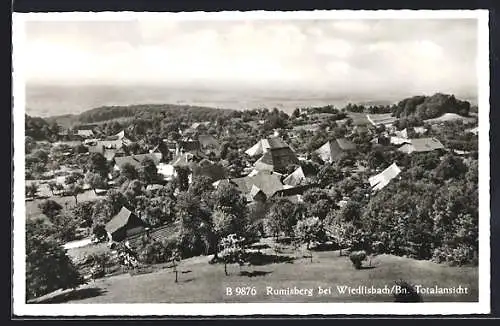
[432,244,478,266]
[393,280,423,302]
[349,250,367,269]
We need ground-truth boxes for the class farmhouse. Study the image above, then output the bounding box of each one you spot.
[283,166,311,187]
[114,153,161,171]
[197,134,221,154]
[397,138,445,154]
[315,138,356,162]
[368,162,402,191]
[105,206,148,242]
[214,171,284,203]
[77,129,94,138]
[245,137,293,157]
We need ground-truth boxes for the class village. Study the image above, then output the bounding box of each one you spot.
[25,93,480,303]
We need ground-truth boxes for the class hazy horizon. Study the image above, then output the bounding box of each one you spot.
[25,83,478,118]
[21,16,479,117]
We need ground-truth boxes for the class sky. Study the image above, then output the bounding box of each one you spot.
[23,17,479,96]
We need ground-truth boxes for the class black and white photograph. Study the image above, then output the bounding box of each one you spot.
[12,10,490,316]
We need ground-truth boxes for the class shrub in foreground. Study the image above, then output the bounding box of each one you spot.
[349,250,367,269]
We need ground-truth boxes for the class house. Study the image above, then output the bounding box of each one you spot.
[77,129,94,138]
[214,171,284,203]
[283,166,312,187]
[99,130,133,149]
[413,126,428,135]
[315,138,356,162]
[397,138,445,154]
[466,127,478,136]
[197,134,221,154]
[176,139,201,155]
[191,158,227,182]
[114,153,161,171]
[254,149,299,172]
[245,137,292,157]
[183,121,211,135]
[368,163,402,191]
[157,163,176,181]
[105,206,148,242]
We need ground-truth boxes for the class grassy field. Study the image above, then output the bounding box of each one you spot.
[36,244,478,304]
[25,190,100,221]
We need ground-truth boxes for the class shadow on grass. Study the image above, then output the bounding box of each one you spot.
[181,270,192,274]
[35,287,107,304]
[245,252,295,266]
[239,270,272,277]
[359,265,376,270]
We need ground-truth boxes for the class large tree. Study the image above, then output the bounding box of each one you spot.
[84,172,107,194]
[26,219,84,300]
[139,157,159,185]
[87,153,109,177]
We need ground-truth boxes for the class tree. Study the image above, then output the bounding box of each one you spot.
[139,157,159,185]
[26,219,84,299]
[25,183,39,199]
[265,198,297,240]
[294,216,326,249]
[84,172,107,194]
[66,180,85,204]
[71,201,95,228]
[211,182,247,218]
[218,234,247,276]
[87,153,108,177]
[120,163,139,180]
[175,192,214,258]
[212,209,242,258]
[302,188,336,220]
[38,200,63,222]
[48,181,64,196]
[174,166,191,191]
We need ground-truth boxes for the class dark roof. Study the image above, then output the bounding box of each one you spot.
[105,206,141,235]
[115,154,160,169]
[230,171,284,199]
[315,138,356,161]
[127,222,180,249]
[266,137,290,149]
[398,138,445,153]
[273,184,316,197]
[198,134,220,149]
[254,147,299,172]
[335,138,356,151]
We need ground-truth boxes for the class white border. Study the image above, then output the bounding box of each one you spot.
[12,10,490,316]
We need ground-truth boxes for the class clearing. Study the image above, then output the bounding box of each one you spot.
[34,246,478,304]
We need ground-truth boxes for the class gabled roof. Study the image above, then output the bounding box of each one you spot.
[398,138,445,153]
[245,137,292,157]
[198,134,220,149]
[283,166,307,187]
[368,163,401,191]
[105,206,141,234]
[77,129,94,137]
[315,138,356,162]
[115,153,160,169]
[171,153,194,167]
[228,171,284,199]
[254,147,299,172]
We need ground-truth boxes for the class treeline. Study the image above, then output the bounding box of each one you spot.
[393,93,472,120]
[77,104,235,124]
[25,114,60,141]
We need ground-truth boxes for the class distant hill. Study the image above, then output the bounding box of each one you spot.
[392,93,474,120]
[45,104,236,127]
